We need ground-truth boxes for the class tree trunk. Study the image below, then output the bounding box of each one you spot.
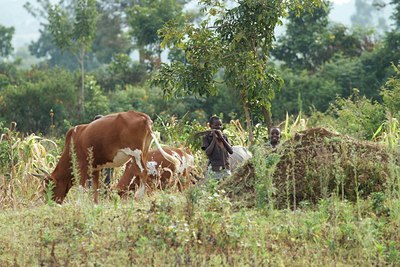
[156,43,162,69]
[262,106,273,132]
[139,46,145,66]
[241,92,254,146]
[79,47,85,119]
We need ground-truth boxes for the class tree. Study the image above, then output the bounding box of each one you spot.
[351,0,388,34]
[153,0,323,144]
[0,25,15,58]
[26,0,131,71]
[90,6,132,64]
[0,67,77,134]
[272,1,331,71]
[272,0,372,73]
[47,0,98,118]
[392,0,400,29]
[97,53,148,90]
[126,0,190,68]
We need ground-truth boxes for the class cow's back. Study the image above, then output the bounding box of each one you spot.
[76,111,153,168]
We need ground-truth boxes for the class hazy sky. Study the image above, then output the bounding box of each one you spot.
[0,0,380,49]
[334,0,351,3]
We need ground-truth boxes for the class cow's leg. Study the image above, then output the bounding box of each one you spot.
[117,155,147,199]
[92,170,100,203]
[116,162,140,196]
[77,161,101,203]
[78,163,89,188]
[135,153,150,199]
[104,168,112,188]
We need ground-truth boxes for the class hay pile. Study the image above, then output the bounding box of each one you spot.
[221,127,398,209]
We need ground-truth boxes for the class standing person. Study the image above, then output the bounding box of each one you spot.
[202,116,233,180]
[268,127,281,149]
[93,114,112,188]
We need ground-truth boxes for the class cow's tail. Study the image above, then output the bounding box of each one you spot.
[151,133,181,173]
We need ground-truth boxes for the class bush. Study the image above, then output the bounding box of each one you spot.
[309,90,385,140]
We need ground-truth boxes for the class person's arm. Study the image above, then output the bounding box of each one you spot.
[204,132,218,156]
[215,130,233,154]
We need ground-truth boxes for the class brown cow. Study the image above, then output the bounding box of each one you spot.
[118,147,195,192]
[47,110,180,203]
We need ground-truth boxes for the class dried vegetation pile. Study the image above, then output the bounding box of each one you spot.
[222,128,399,208]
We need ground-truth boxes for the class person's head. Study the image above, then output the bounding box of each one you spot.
[270,127,281,147]
[94,114,103,121]
[209,116,222,130]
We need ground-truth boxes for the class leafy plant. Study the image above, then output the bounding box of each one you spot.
[320,90,385,139]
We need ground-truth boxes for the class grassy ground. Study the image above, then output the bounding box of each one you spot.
[1,125,400,266]
[0,183,399,266]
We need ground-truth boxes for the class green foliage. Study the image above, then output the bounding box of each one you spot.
[48,0,98,117]
[89,5,132,64]
[0,67,78,134]
[355,32,400,100]
[83,75,110,121]
[272,68,341,119]
[109,84,156,115]
[29,30,78,70]
[26,0,130,69]
[317,54,368,98]
[392,0,400,29]
[0,24,15,58]
[127,0,188,47]
[251,146,280,210]
[372,114,400,152]
[381,64,400,116]
[48,0,98,53]
[153,24,222,98]
[44,180,55,206]
[324,90,385,139]
[107,83,211,123]
[272,1,331,71]
[0,123,19,182]
[0,191,399,265]
[272,1,373,72]
[306,90,385,140]
[100,53,148,90]
[153,114,205,148]
[0,61,19,89]
[126,0,189,68]
[155,0,294,109]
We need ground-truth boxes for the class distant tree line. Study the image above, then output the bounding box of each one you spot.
[0,0,400,138]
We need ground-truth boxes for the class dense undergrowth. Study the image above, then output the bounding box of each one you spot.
[1,117,400,265]
[0,186,399,266]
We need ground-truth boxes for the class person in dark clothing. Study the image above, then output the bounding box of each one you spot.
[201,116,233,180]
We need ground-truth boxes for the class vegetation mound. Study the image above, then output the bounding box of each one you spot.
[222,127,399,209]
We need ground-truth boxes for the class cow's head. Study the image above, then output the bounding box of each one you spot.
[31,169,61,203]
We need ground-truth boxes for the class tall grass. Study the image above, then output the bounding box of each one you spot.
[373,112,400,199]
[0,190,399,266]
[1,117,400,265]
[0,123,58,208]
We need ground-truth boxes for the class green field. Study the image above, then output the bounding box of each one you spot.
[1,124,399,266]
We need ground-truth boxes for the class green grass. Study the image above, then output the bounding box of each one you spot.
[1,119,400,266]
[0,185,399,266]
